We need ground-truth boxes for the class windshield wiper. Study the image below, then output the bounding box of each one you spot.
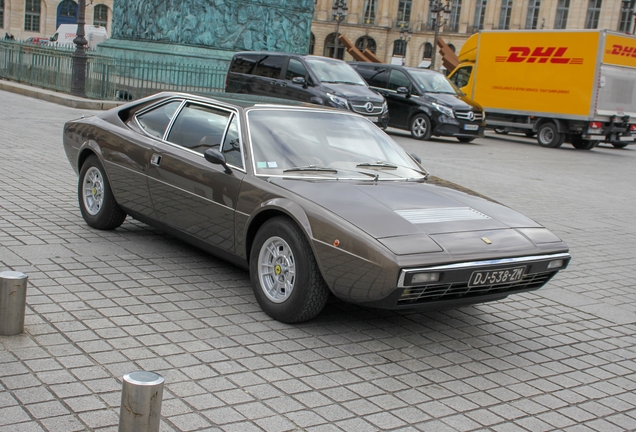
[356,161,398,169]
[283,165,338,173]
[322,80,363,85]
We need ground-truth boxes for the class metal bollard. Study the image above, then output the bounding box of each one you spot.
[118,371,164,432]
[0,271,28,336]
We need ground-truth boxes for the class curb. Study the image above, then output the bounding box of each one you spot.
[0,79,123,110]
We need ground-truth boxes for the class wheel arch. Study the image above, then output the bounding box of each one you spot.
[536,118,567,133]
[244,199,313,266]
[76,141,103,173]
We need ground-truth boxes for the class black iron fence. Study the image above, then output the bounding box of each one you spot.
[0,40,228,100]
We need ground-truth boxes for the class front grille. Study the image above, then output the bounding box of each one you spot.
[350,101,385,115]
[456,110,483,122]
[397,271,557,305]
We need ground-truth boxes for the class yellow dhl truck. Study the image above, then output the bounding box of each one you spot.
[448,30,636,149]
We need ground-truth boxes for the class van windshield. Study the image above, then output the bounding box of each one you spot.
[409,69,459,94]
[304,57,366,86]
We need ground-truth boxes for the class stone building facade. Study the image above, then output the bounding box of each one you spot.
[1,0,633,69]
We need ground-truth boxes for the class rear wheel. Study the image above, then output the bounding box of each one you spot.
[525,131,536,138]
[571,136,597,150]
[410,114,432,140]
[494,127,508,135]
[457,137,475,143]
[612,142,629,149]
[78,155,127,230]
[537,123,564,148]
[250,217,329,323]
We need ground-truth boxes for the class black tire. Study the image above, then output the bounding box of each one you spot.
[537,123,564,148]
[494,128,508,135]
[612,142,629,149]
[250,217,329,323]
[410,114,432,140]
[571,136,597,150]
[525,131,536,138]
[78,155,127,230]
[457,137,475,143]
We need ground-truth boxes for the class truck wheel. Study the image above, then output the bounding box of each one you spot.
[494,128,508,135]
[571,136,597,150]
[410,114,432,140]
[525,131,536,138]
[537,123,564,148]
[612,142,629,149]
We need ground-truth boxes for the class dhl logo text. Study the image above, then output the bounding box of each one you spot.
[607,44,636,58]
[495,47,583,64]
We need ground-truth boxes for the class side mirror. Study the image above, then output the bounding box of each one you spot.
[292,76,308,88]
[204,148,232,174]
[397,86,411,98]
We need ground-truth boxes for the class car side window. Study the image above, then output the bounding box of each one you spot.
[356,66,388,88]
[253,55,284,78]
[230,54,262,74]
[388,70,411,91]
[449,66,472,88]
[166,103,231,154]
[285,58,307,81]
[136,101,183,139]
[221,115,243,169]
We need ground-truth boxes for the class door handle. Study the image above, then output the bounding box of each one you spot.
[150,154,162,166]
[279,82,287,87]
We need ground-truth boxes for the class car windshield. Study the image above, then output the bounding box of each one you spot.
[304,57,366,85]
[409,69,459,94]
[247,109,426,180]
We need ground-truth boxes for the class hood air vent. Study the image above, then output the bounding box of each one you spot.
[396,207,492,224]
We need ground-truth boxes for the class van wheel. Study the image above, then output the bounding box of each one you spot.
[410,114,432,140]
[457,137,475,143]
[537,123,564,148]
[494,128,508,135]
[250,217,329,323]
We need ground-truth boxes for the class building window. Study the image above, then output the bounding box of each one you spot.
[94,4,108,27]
[0,0,4,29]
[449,43,456,52]
[498,0,513,29]
[525,0,540,29]
[393,39,407,57]
[362,0,377,24]
[356,36,377,53]
[619,0,634,31]
[554,0,569,29]
[397,0,412,24]
[58,0,77,19]
[423,42,433,58]
[309,33,315,54]
[473,0,487,30]
[25,0,41,32]
[449,0,462,32]
[324,33,345,59]
[585,0,602,29]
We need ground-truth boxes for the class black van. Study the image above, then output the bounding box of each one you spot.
[225,52,389,128]
[350,63,485,142]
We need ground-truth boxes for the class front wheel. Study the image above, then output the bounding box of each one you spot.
[250,217,329,323]
[537,123,564,148]
[78,155,127,230]
[457,137,475,143]
[410,114,432,140]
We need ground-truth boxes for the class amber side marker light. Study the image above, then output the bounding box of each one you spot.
[547,259,565,270]
[411,272,441,284]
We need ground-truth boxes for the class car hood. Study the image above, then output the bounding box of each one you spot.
[271,177,556,256]
[320,83,384,102]
[422,92,483,111]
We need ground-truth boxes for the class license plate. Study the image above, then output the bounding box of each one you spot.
[463,124,479,131]
[468,266,526,287]
[368,117,379,123]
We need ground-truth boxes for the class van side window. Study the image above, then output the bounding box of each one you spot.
[230,54,262,74]
[450,66,472,89]
[356,66,388,88]
[253,56,284,78]
[167,103,231,154]
[285,58,308,81]
[388,70,411,91]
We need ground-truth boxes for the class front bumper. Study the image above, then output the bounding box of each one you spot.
[433,116,486,138]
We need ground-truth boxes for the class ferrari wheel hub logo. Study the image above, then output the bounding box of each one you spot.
[274,264,282,275]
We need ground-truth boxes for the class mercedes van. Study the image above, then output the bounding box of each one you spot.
[225,52,389,128]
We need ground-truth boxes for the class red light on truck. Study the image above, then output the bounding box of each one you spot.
[589,122,603,129]
[630,124,636,131]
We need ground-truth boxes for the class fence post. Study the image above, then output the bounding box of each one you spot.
[0,271,28,336]
[118,371,164,432]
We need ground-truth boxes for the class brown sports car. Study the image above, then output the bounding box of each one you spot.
[63,92,570,323]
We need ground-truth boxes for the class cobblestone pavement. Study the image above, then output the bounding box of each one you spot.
[1,89,635,432]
